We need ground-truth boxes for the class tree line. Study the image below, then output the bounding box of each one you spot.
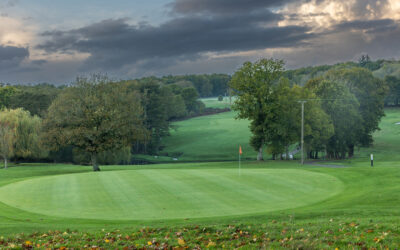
[230,59,387,160]
[0,57,398,168]
[0,74,227,170]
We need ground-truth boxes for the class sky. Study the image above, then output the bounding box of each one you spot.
[0,0,399,84]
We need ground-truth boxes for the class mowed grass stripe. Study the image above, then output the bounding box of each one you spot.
[191,170,280,203]
[140,170,233,214]
[0,169,342,220]
[163,169,244,212]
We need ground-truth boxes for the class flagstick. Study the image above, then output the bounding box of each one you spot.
[239,150,241,177]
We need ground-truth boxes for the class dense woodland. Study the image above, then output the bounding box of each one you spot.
[0,57,400,168]
[0,74,231,168]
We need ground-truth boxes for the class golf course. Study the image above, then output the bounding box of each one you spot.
[0,107,399,248]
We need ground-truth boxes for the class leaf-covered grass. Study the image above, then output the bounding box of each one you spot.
[1,216,400,248]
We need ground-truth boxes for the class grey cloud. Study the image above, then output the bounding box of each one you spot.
[263,23,400,70]
[31,59,47,65]
[334,19,398,33]
[0,45,29,69]
[38,11,314,71]
[171,0,292,14]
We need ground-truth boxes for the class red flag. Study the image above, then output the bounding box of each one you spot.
[239,146,242,155]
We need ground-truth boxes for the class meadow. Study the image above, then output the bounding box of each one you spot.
[0,107,399,248]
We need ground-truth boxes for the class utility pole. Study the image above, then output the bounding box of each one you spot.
[298,101,306,165]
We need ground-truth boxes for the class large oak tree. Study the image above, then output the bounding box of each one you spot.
[43,75,146,171]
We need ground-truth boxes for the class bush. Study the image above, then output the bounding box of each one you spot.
[218,95,223,101]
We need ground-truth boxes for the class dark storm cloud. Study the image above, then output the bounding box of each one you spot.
[171,0,294,14]
[334,19,398,33]
[0,45,28,69]
[38,10,315,71]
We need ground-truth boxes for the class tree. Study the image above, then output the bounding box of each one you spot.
[358,54,382,71]
[181,87,200,114]
[230,59,285,160]
[384,75,400,106]
[126,80,187,154]
[325,67,387,148]
[0,86,18,108]
[0,108,44,168]
[268,80,333,160]
[306,79,361,159]
[0,122,14,169]
[358,54,371,67]
[14,110,46,160]
[8,84,61,117]
[42,75,146,171]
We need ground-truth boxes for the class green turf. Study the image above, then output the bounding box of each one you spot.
[0,108,399,248]
[162,111,258,161]
[355,108,400,161]
[0,168,342,220]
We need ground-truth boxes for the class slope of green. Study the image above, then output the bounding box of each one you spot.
[162,108,400,162]
[352,108,400,161]
[162,111,258,161]
[0,168,341,220]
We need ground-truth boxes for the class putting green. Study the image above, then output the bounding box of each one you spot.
[0,169,343,220]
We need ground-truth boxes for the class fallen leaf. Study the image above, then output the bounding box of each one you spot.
[178,238,185,246]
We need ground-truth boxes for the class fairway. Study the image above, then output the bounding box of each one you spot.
[162,111,255,161]
[0,168,342,220]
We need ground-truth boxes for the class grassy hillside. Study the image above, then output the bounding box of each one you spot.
[160,108,400,162]
[162,111,257,161]
[356,108,400,161]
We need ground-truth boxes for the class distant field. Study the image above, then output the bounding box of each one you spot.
[201,97,234,109]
